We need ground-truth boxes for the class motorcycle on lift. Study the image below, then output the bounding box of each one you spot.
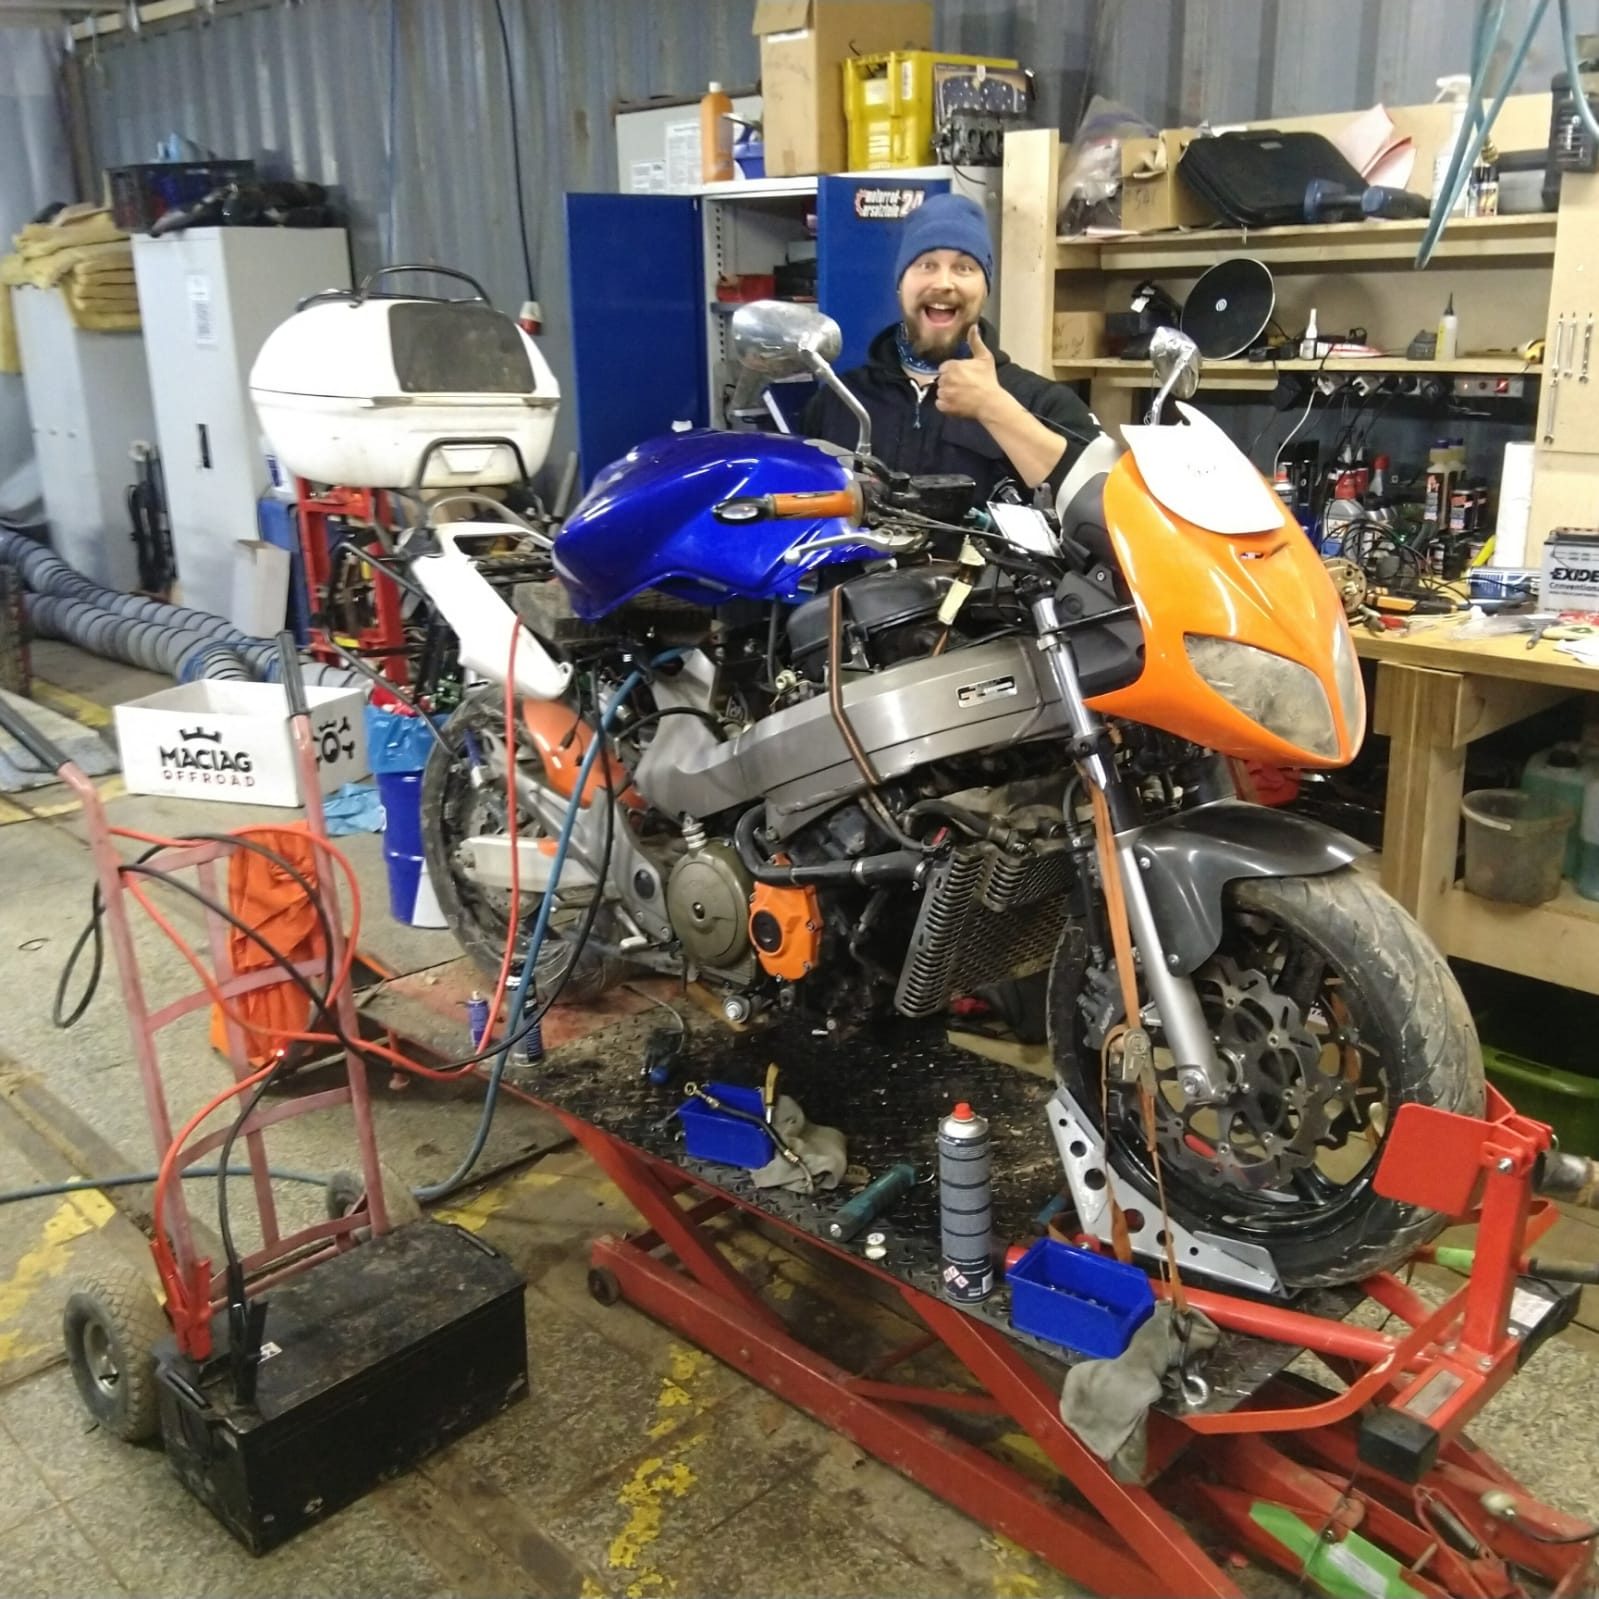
[410,306,1484,1295]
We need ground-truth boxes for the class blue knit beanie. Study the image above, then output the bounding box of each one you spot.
[893,192,993,287]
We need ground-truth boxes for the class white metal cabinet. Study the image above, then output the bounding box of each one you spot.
[10,285,156,591]
[133,228,350,618]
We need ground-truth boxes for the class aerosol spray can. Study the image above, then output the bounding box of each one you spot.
[466,991,491,1050]
[938,1102,994,1302]
[508,972,544,1068]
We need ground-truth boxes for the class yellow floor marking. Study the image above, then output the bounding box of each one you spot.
[0,1189,118,1367]
[991,1429,1059,1488]
[988,1534,1046,1598]
[607,1343,715,1596]
[0,774,125,827]
[31,679,113,729]
[434,1167,565,1233]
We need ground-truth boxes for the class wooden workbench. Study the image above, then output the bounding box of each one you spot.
[1355,619,1599,994]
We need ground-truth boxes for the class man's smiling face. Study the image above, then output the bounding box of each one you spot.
[898,247,986,363]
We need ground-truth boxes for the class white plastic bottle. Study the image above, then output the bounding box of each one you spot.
[1300,308,1320,362]
[1436,294,1459,362]
[1433,74,1473,216]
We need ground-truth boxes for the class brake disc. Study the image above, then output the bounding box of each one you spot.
[1152,956,1343,1190]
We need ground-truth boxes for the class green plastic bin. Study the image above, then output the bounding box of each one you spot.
[1483,1045,1599,1157]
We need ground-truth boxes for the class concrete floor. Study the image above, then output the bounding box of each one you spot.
[1,641,1598,1598]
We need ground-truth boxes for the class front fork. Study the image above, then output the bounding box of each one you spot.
[1031,596,1228,1104]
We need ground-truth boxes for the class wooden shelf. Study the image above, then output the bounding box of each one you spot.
[1441,880,1599,997]
[1054,355,1543,389]
[1053,213,1557,275]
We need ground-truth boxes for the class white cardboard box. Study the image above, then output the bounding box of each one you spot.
[115,679,368,808]
[1539,530,1599,610]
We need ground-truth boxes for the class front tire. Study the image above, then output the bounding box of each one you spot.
[422,689,622,999]
[1048,866,1484,1290]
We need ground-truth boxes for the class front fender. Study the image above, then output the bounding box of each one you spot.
[1132,799,1368,975]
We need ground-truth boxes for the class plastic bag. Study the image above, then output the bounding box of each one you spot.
[365,701,440,775]
[1057,96,1156,235]
[1451,604,1548,640]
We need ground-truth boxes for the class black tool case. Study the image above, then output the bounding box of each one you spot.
[1179,130,1367,227]
[155,1221,527,1554]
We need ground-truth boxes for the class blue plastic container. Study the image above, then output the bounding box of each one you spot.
[375,768,445,927]
[1006,1238,1155,1358]
[677,1083,774,1168]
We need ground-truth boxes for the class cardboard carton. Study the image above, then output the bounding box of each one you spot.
[753,0,932,176]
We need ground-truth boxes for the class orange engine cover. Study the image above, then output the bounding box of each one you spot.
[748,881,822,981]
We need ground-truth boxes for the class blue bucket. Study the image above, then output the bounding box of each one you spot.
[376,768,445,927]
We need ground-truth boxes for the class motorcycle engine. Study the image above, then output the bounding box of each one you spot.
[665,839,754,970]
[786,564,958,681]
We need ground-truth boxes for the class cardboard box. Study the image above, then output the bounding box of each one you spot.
[1119,128,1216,234]
[115,679,369,807]
[1053,311,1107,363]
[1539,529,1599,610]
[753,0,931,177]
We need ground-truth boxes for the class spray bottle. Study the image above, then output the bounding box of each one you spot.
[938,1102,994,1302]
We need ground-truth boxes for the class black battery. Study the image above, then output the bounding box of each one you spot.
[155,1220,527,1554]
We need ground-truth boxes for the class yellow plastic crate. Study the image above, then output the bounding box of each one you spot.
[842,51,1021,171]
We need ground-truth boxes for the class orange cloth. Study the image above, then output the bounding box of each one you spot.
[207,826,329,1067]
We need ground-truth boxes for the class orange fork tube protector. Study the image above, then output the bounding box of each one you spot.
[1084,452,1364,769]
[520,701,646,810]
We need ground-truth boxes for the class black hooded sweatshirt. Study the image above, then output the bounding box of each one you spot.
[798,318,1100,501]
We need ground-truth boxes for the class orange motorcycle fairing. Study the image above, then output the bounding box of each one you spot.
[520,701,646,809]
[1085,452,1366,768]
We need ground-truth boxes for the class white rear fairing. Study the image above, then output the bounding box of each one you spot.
[1120,402,1284,536]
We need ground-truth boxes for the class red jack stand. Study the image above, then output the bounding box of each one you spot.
[553,1085,1596,1598]
[295,479,409,686]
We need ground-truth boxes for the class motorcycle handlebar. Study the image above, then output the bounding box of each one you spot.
[713,483,865,524]
[769,486,863,520]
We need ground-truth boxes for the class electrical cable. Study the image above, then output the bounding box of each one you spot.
[488,0,538,304]
[1271,382,1322,476]
[59,830,345,1031]
[323,638,453,753]
[412,664,643,1202]
[91,662,650,1261]
[121,862,337,1278]
[0,1166,326,1208]
[384,0,400,263]
[626,983,685,1038]
[621,704,732,740]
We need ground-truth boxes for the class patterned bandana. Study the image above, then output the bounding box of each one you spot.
[896,320,969,378]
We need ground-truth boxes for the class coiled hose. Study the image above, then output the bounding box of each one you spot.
[0,528,359,689]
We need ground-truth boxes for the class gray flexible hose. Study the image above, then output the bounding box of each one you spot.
[0,529,361,689]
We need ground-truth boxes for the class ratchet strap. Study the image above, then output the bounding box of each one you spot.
[1088,782,1189,1318]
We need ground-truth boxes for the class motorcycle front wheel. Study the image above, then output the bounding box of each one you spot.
[421,689,622,1001]
[1048,865,1484,1290]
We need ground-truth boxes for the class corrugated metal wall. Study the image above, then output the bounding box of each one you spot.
[77,0,763,480]
[73,0,1599,477]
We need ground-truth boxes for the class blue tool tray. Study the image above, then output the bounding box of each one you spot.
[677,1083,775,1168]
[1006,1238,1155,1359]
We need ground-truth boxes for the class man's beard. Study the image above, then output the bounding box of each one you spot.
[904,311,976,363]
